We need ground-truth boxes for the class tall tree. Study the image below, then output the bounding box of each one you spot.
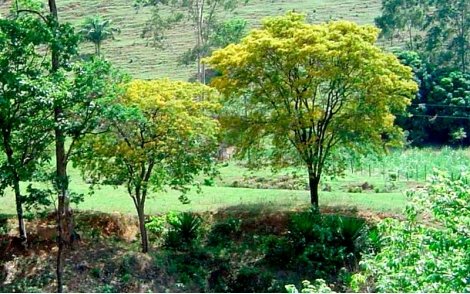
[424,0,469,73]
[0,16,54,246]
[80,15,120,56]
[75,79,220,253]
[50,56,124,292]
[376,0,469,72]
[136,0,248,84]
[375,0,427,49]
[205,13,417,206]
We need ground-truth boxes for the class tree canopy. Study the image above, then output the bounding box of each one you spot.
[205,13,417,206]
[75,79,220,252]
[0,15,54,244]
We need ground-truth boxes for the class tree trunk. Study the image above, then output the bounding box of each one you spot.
[2,130,27,246]
[137,205,148,253]
[47,1,72,292]
[196,0,204,84]
[307,165,320,208]
[13,179,27,246]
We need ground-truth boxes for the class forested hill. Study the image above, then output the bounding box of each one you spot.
[0,0,381,80]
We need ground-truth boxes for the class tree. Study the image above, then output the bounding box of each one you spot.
[136,0,248,84]
[424,0,469,73]
[80,15,120,56]
[51,57,124,292]
[205,13,417,206]
[394,50,470,146]
[75,79,220,253]
[375,0,427,49]
[375,0,469,73]
[0,16,54,246]
[210,18,247,48]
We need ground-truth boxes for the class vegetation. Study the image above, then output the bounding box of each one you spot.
[1,0,469,293]
[0,15,53,245]
[136,0,249,83]
[206,12,417,206]
[75,79,220,252]
[80,15,120,56]
[351,171,470,292]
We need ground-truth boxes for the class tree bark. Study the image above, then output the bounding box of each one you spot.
[136,204,148,253]
[307,165,320,208]
[13,179,27,246]
[1,129,27,246]
[47,1,72,292]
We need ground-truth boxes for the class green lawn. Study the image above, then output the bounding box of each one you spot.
[0,183,406,216]
[3,147,470,217]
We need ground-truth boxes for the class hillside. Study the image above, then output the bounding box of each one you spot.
[0,0,381,80]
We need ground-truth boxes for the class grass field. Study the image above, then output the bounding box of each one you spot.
[2,147,470,217]
[0,0,382,80]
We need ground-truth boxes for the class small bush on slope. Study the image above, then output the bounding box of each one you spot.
[351,171,470,292]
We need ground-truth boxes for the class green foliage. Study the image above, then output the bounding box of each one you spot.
[286,208,369,277]
[0,16,54,195]
[374,0,426,49]
[286,279,334,293]
[376,0,469,72]
[146,215,166,237]
[262,235,295,266]
[229,266,274,293]
[165,212,204,250]
[352,171,470,292]
[207,217,242,246]
[206,12,417,205]
[210,18,247,48]
[395,50,470,145]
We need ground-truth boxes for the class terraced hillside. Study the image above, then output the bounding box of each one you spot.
[0,0,381,80]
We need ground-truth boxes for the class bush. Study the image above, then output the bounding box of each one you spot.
[323,215,366,254]
[288,207,324,247]
[207,217,242,246]
[262,235,295,266]
[229,266,274,293]
[165,212,203,250]
[146,215,166,244]
[352,171,470,293]
[287,208,368,278]
[286,279,334,293]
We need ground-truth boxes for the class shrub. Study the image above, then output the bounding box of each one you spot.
[352,171,470,293]
[286,279,335,293]
[203,178,215,186]
[207,217,242,246]
[262,235,295,266]
[287,208,369,278]
[323,215,366,254]
[165,212,203,250]
[229,266,274,292]
[146,215,166,243]
[288,207,324,247]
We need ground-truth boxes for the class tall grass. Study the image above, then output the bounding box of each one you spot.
[359,147,470,181]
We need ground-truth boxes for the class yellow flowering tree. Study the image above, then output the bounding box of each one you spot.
[205,13,418,207]
[75,79,220,253]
